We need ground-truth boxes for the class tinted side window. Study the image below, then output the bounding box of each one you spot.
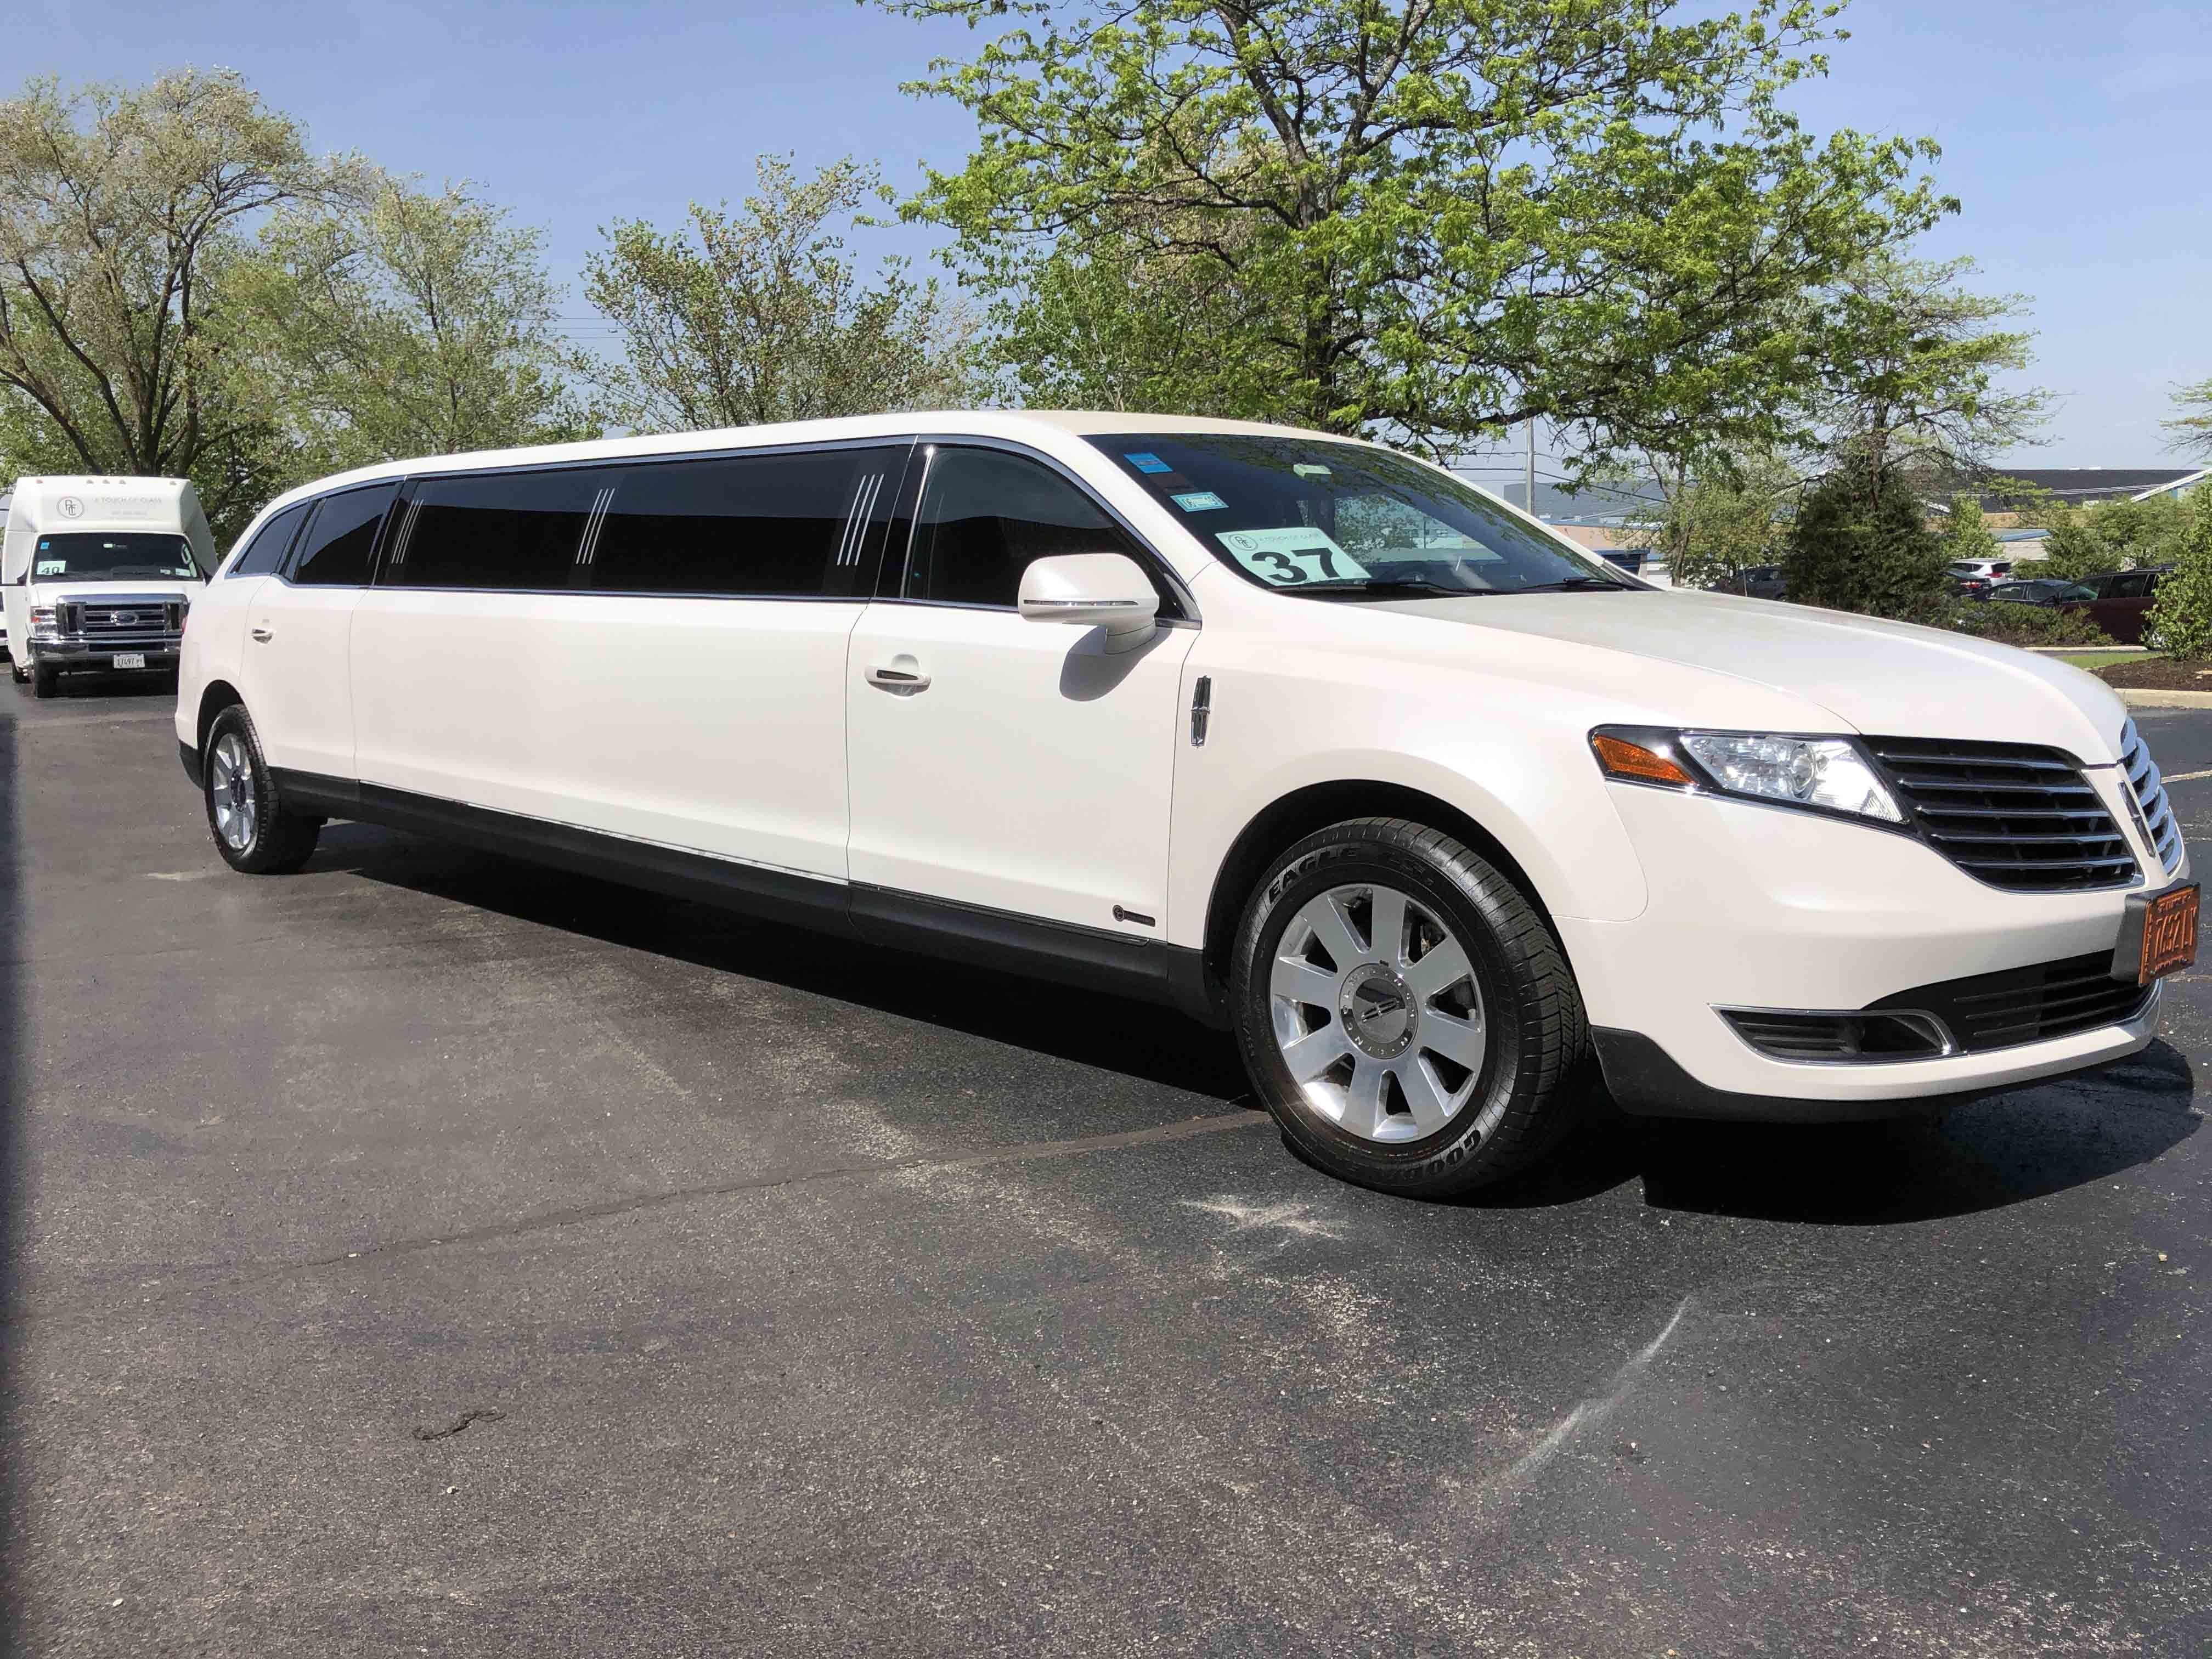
[2110,572,2155,600]
[904,448,1127,608]
[289,484,398,586]
[227,501,310,579]
[390,470,599,589]
[583,449,874,598]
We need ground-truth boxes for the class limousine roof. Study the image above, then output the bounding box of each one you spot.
[259,410,1360,516]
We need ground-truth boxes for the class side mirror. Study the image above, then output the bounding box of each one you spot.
[1018,553,1160,653]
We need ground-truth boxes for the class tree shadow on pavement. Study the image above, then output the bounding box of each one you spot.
[0,715,24,1646]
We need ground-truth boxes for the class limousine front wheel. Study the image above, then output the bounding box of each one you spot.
[203,706,322,875]
[1232,818,1589,1197]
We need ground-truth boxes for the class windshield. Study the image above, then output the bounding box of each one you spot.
[1087,433,1640,597]
[32,531,203,582]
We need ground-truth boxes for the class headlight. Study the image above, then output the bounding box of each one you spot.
[29,606,58,639]
[1590,726,1906,827]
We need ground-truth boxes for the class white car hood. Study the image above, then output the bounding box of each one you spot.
[1374,588,2130,763]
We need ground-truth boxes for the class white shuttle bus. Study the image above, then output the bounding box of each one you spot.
[5,476,214,697]
[174,414,2194,1195]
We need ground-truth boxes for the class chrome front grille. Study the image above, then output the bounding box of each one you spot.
[2120,718,2183,875]
[1865,737,2137,893]
[57,596,186,643]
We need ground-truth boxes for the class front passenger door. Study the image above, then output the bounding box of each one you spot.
[844,444,1196,938]
[240,483,396,780]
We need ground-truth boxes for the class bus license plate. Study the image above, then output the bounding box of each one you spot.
[112,653,146,670]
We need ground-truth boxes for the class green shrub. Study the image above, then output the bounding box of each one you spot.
[1942,598,2113,648]
[2145,489,2212,662]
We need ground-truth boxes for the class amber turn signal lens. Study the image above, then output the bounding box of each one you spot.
[1590,733,1695,787]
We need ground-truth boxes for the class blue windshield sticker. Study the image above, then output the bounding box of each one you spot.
[1170,490,1227,512]
[1125,452,1173,474]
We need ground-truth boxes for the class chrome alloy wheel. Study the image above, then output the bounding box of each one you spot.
[208,731,258,851]
[1269,883,1491,1143]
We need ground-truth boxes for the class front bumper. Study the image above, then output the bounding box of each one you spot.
[1562,779,2181,1120]
[28,637,181,669]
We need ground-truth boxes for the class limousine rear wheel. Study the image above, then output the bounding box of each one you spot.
[203,705,322,875]
[1232,817,1589,1197]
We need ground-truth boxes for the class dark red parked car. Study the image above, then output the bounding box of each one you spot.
[2059,567,2169,644]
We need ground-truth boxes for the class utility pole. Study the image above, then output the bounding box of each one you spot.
[1525,415,1537,517]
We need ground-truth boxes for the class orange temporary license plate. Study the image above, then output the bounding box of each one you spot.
[2116,883,2199,985]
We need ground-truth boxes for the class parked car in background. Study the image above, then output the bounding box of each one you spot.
[176,411,2191,1198]
[1706,563,1788,600]
[1946,558,2013,597]
[2060,568,2168,645]
[1990,578,2097,607]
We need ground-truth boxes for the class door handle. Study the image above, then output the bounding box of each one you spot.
[865,662,929,695]
[250,625,274,643]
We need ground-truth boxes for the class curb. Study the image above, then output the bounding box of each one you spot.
[2115,689,2212,709]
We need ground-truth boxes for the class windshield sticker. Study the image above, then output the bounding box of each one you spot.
[1293,464,1331,478]
[1170,490,1228,512]
[36,560,65,576]
[1124,453,1173,474]
[1218,527,1370,586]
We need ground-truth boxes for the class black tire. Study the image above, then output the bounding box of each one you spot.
[202,704,322,874]
[1231,817,1589,1197]
[30,661,59,698]
[8,653,25,685]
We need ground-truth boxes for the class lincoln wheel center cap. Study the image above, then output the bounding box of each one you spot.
[1341,964,1416,1059]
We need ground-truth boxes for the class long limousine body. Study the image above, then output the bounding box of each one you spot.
[176,412,2191,1194]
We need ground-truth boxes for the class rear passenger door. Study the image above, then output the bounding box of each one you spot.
[240,483,396,780]
[349,444,904,882]
[844,443,1196,936]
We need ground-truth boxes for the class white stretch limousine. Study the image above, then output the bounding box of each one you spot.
[176,413,2194,1194]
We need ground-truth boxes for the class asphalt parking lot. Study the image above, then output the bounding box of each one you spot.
[2,673,2207,1657]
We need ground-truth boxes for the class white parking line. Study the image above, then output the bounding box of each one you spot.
[2161,768,2212,785]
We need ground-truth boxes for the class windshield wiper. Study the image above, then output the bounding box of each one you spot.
[1507,575,1637,593]
[1280,578,1486,599]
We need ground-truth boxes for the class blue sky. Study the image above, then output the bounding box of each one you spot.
[23,0,2211,471]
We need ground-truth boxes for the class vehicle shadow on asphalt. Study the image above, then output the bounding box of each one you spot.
[1482,1042,2199,1224]
[314,823,1255,1105]
[11,670,177,702]
[314,821,2202,1227]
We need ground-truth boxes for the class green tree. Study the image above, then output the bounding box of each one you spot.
[583,155,980,432]
[882,0,1954,464]
[2145,488,2212,662]
[2166,374,2212,461]
[2027,493,2191,583]
[1630,449,1799,590]
[1782,461,1947,619]
[0,69,356,533]
[1936,493,2001,566]
[218,172,592,475]
[1799,253,2050,479]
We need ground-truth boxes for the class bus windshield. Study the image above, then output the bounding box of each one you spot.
[1087,433,1641,599]
[32,532,204,582]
